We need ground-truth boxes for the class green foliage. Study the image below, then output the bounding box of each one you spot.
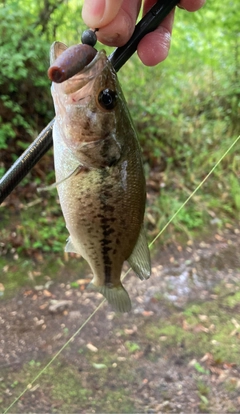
[0,0,55,175]
[0,0,239,252]
[118,1,240,240]
[16,204,66,254]
[125,341,140,354]
[28,359,41,367]
[194,362,210,375]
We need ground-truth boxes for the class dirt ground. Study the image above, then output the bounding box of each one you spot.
[0,225,240,413]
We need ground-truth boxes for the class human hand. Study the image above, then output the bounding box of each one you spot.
[82,0,205,66]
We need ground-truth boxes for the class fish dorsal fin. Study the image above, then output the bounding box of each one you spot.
[65,237,78,254]
[127,225,151,280]
[50,41,68,65]
[88,283,132,313]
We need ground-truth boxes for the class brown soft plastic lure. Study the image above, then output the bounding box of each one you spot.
[48,43,97,83]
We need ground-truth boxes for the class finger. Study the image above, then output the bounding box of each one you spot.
[137,0,205,66]
[137,9,175,66]
[179,0,206,12]
[82,0,124,28]
[83,0,141,47]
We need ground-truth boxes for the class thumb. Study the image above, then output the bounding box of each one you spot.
[82,0,124,28]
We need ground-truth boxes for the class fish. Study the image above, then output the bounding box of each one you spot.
[50,41,151,312]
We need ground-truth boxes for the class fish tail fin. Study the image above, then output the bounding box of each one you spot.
[88,282,132,313]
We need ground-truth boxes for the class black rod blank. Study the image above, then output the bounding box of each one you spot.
[0,119,54,204]
[0,0,179,205]
[109,0,179,71]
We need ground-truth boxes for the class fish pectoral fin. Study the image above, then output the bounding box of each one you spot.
[127,225,151,280]
[65,237,78,254]
[88,282,132,313]
[38,165,81,193]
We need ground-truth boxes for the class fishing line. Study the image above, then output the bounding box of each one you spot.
[149,134,240,248]
[3,300,105,414]
[3,134,239,414]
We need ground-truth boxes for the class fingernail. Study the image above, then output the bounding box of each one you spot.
[177,2,186,10]
[82,0,106,26]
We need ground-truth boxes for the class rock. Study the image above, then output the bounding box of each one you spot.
[48,300,72,313]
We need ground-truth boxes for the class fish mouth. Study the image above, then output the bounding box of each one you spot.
[62,50,107,99]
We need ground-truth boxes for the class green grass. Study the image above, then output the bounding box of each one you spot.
[0,357,137,413]
[1,60,240,254]
[1,277,240,412]
[144,285,240,364]
[1,0,240,254]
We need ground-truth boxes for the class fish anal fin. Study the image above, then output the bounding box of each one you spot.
[88,282,131,313]
[128,225,151,280]
[65,237,78,254]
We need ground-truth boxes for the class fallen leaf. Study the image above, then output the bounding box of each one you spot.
[142,311,153,317]
[199,314,208,322]
[201,353,213,363]
[24,290,33,296]
[214,234,224,241]
[77,279,91,285]
[43,289,52,297]
[182,320,190,330]
[86,343,98,352]
[193,324,209,333]
[39,303,48,310]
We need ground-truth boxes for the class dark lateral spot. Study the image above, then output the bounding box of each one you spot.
[103,228,115,237]
[101,239,111,246]
[97,214,104,219]
[100,218,112,228]
[102,245,111,255]
[104,204,115,213]
[103,257,112,266]
[103,190,112,198]
[104,265,112,284]
[106,183,114,189]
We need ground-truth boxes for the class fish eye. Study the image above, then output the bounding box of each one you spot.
[98,89,117,110]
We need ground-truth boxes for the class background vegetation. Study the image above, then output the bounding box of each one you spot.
[0,0,239,255]
[0,2,240,412]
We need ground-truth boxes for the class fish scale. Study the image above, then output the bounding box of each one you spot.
[50,42,151,312]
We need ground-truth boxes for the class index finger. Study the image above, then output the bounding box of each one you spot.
[82,0,124,28]
[82,0,141,47]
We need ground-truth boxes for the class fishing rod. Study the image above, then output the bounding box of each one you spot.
[0,0,179,205]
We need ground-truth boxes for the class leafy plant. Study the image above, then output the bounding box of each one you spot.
[1,0,239,254]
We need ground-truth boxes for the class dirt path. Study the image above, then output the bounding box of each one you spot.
[0,226,240,413]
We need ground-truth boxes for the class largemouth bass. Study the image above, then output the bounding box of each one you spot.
[50,41,151,312]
